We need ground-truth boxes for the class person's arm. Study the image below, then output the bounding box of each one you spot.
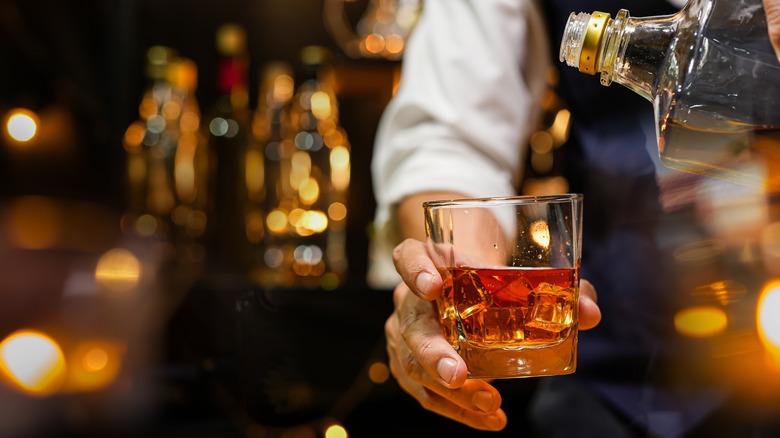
[370,0,601,432]
[766,0,780,60]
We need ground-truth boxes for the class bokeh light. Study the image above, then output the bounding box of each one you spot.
[95,248,141,293]
[66,341,123,392]
[5,108,39,142]
[674,306,728,337]
[0,330,66,396]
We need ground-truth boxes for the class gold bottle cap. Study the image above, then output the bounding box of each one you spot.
[579,11,610,75]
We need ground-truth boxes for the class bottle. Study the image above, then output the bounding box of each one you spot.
[260,46,351,289]
[167,57,209,264]
[124,45,177,233]
[122,47,208,265]
[559,0,780,191]
[248,61,296,286]
[205,23,254,278]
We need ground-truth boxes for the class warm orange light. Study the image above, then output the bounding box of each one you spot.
[295,210,328,235]
[530,220,550,249]
[363,33,385,55]
[123,121,146,152]
[385,34,405,54]
[7,196,61,249]
[267,209,288,234]
[273,74,295,103]
[324,424,348,438]
[5,108,38,142]
[95,248,141,292]
[674,306,728,337]
[290,151,312,189]
[328,202,347,222]
[548,109,571,147]
[757,280,780,371]
[298,177,320,204]
[0,330,66,396]
[245,149,265,200]
[310,91,332,120]
[330,146,351,190]
[368,361,390,383]
[758,281,780,348]
[66,341,122,393]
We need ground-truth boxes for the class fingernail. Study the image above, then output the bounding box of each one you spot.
[436,357,457,386]
[484,414,504,430]
[473,391,495,412]
[415,271,435,296]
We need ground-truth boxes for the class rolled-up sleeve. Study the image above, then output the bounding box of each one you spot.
[368,0,550,287]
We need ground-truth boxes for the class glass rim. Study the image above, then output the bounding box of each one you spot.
[422,193,583,209]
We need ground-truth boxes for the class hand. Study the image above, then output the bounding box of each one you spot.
[766,0,780,61]
[385,238,602,431]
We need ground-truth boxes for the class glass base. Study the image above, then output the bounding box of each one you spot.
[457,333,578,379]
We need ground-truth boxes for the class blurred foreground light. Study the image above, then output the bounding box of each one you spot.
[5,108,39,143]
[66,341,123,392]
[674,306,728,338]
[7,196,61,249]
[0,330,66,396]
[757,280,780,370]
[324,424,348,438]
[368,361,390,383]
[95,248,141,293]
[761,222,780,275]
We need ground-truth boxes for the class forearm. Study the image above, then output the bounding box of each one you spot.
[395,191,468,242]
[766,0,780,60]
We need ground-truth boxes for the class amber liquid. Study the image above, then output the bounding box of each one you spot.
[437,267,577,349]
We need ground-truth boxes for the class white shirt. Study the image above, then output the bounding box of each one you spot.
[368,0,686,288]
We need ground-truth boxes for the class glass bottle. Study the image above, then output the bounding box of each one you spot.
[167,57,209,265]
[205,23,253,278]
[261,46,351,290]
[559,0,780,191]
[122,47,207,266]
[249,61,295,286]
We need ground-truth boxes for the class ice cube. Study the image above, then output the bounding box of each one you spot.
[454,270,493,319]
[525,282,575,333]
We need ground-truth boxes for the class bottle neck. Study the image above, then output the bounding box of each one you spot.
[217,56,249,111]
[561,8,681,101]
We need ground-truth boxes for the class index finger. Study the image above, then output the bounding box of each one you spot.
[392,238,444,301]
[393,283,470,388]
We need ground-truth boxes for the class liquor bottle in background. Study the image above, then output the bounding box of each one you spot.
[167,57,209,264]
[122,47,208,265]
[205,23,254,278]
[261,46,351,289]
[124,45,176,233]
[559,0,780,191]
[247,61,295,286]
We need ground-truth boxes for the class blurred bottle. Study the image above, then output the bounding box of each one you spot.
[205,23,253,278]
[248,61,295,285]
[261,46,351,289]
[355,0,422,59]
[122,47,207,265]
[559,0,780,191]
[167,58,209,264]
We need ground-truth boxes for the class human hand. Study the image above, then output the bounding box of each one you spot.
[766,0,780,60]
[384,238,602,431]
